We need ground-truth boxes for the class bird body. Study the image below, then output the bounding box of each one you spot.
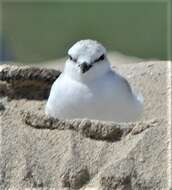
[45,40,143,122]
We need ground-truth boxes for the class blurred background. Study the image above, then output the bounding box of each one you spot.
[0,1,170,64]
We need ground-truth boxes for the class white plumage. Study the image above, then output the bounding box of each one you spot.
[45,39,143,122]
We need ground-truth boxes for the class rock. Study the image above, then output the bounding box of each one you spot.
[21,110,157,142]
[0,61,170,190]
[0,64,61,99]
[100,158,134,190]
[61,165,90,189]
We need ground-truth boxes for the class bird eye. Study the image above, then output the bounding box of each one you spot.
[94,54,105,63]
[68,55,77,62]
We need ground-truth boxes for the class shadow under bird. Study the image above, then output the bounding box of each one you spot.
[45,39,143,122]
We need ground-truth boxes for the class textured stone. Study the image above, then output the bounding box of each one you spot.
[61,165,90,189]
[0,64,61,99]
[21,110,157,142]
[0,61,170,190]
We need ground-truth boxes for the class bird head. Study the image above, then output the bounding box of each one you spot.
[64,39,111,82]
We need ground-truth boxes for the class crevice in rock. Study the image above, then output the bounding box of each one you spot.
[0,65,61,99]
[21,110,158,142]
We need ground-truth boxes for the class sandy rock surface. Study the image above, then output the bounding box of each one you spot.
[0,60,171,190]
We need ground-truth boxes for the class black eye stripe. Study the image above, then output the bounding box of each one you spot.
[68,54,105,63]
[94,54,105,63]
[68,55,77,62]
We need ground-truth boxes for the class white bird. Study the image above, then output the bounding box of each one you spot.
[45,39,143,122]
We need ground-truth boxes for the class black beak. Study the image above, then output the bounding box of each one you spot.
[79,63,92,73]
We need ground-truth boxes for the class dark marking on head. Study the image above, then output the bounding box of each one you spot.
[68,54,77,62]
[94,54,105,63]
